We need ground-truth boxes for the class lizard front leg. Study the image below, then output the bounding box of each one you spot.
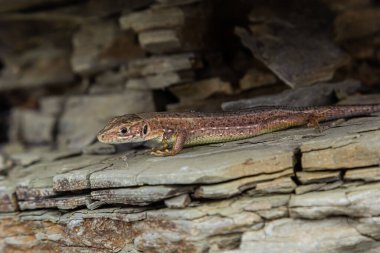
[151,131,187,156]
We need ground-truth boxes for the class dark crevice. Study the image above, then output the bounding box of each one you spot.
[291,148,303,186]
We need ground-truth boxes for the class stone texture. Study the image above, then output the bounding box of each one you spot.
[239,68,277,91]
[58,92,155,149]
[335,9,380,42]
[222,80,361,111]
[1,113,380,252]
[236,4,349,88]
[127,53,199,77]
[126,72,193,89]
[71,21,144,75]
[230,218,380,253]
[91,185,193,206]
[138,29,181,54]
[170,77,233,103]
[194,169,293,199]
[0,48,75,91]
[120,7,185,32]
[164,194,191,208]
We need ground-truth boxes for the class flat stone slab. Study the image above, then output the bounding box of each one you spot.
[1,115,380,212]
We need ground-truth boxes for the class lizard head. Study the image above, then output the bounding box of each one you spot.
[97,114,153,144]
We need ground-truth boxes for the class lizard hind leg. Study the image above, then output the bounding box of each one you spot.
[306,115,323,132]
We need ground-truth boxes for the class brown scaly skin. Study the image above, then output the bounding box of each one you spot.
[97,104,380,156]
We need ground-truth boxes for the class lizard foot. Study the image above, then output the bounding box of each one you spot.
[151,148,176,157]
[307,116,322,133]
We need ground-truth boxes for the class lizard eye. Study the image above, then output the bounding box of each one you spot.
[143,124,148,135]
[120,127,128,135]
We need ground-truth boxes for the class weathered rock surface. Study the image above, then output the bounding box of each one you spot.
[58,91,155,149]
[222,79,361,111]
[236,1,350,88]
[1,114,380,252]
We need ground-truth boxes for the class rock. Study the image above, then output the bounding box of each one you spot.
[53,163,111,192]
[89,68,128,94]
[71,21,144,75]
[127,53,199,77]
[0,48,75,91]
[236,4,349,88]
[300,120,380,171]
[1,113,380,252]
[296,171,342,184]
[164,194,191,208]
[120,7,185,32]
[294,181,346,195]
[289,182,380,219]
[0,179,18,212]
[126,71,194,89]
[335,9,380,42]
[16,109,55,144]
[339,94,380,105]
[222,79,361,111]
[169,77,233,103]
[89,141,296,188]
[9,153,41,167]
[138,29,181,54]
[58,91,154,149]
[239,68,277,90]
[91,185,193,206]
[82,142,116,155]
[39,96,65,117]
[233,218,380,253]
[193,169,292,199]
[345,167,380,182]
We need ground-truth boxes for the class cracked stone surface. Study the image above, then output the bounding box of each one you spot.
[1,116,380,252]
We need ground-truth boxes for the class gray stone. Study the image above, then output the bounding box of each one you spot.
[232,218,380,253]
[120,7,184,32]
[296,171,342,184]
[0,180,18,212]
[0,48,75,91]
[164,194,191,208]
[126,72,193,89]
[39,96,66,116]
[222,80,361,111]
[236,14,349,88]
[289,182,380,219]
[90,141,296,188]
[247,177,297,196]
[9,153,41,167]
[138,29,180,54]
[71,21,144,75]
[91,185,194,206]
[127,53,198,77]
[169,77,233,103]
[301,120,380,171]
[239,68,277,90]
[58,92,154,149]
[194,169,293,199]
[19,110,55,144]
[345,167,380,182]
[82,142,116,155]
[19,195,88,211]
[53,163,111,192]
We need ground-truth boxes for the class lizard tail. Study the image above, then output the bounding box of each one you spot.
[306,104,380,121]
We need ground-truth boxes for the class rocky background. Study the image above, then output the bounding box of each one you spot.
[1,0,380,252]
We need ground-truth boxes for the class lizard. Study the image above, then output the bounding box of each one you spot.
[97,104,380,156]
